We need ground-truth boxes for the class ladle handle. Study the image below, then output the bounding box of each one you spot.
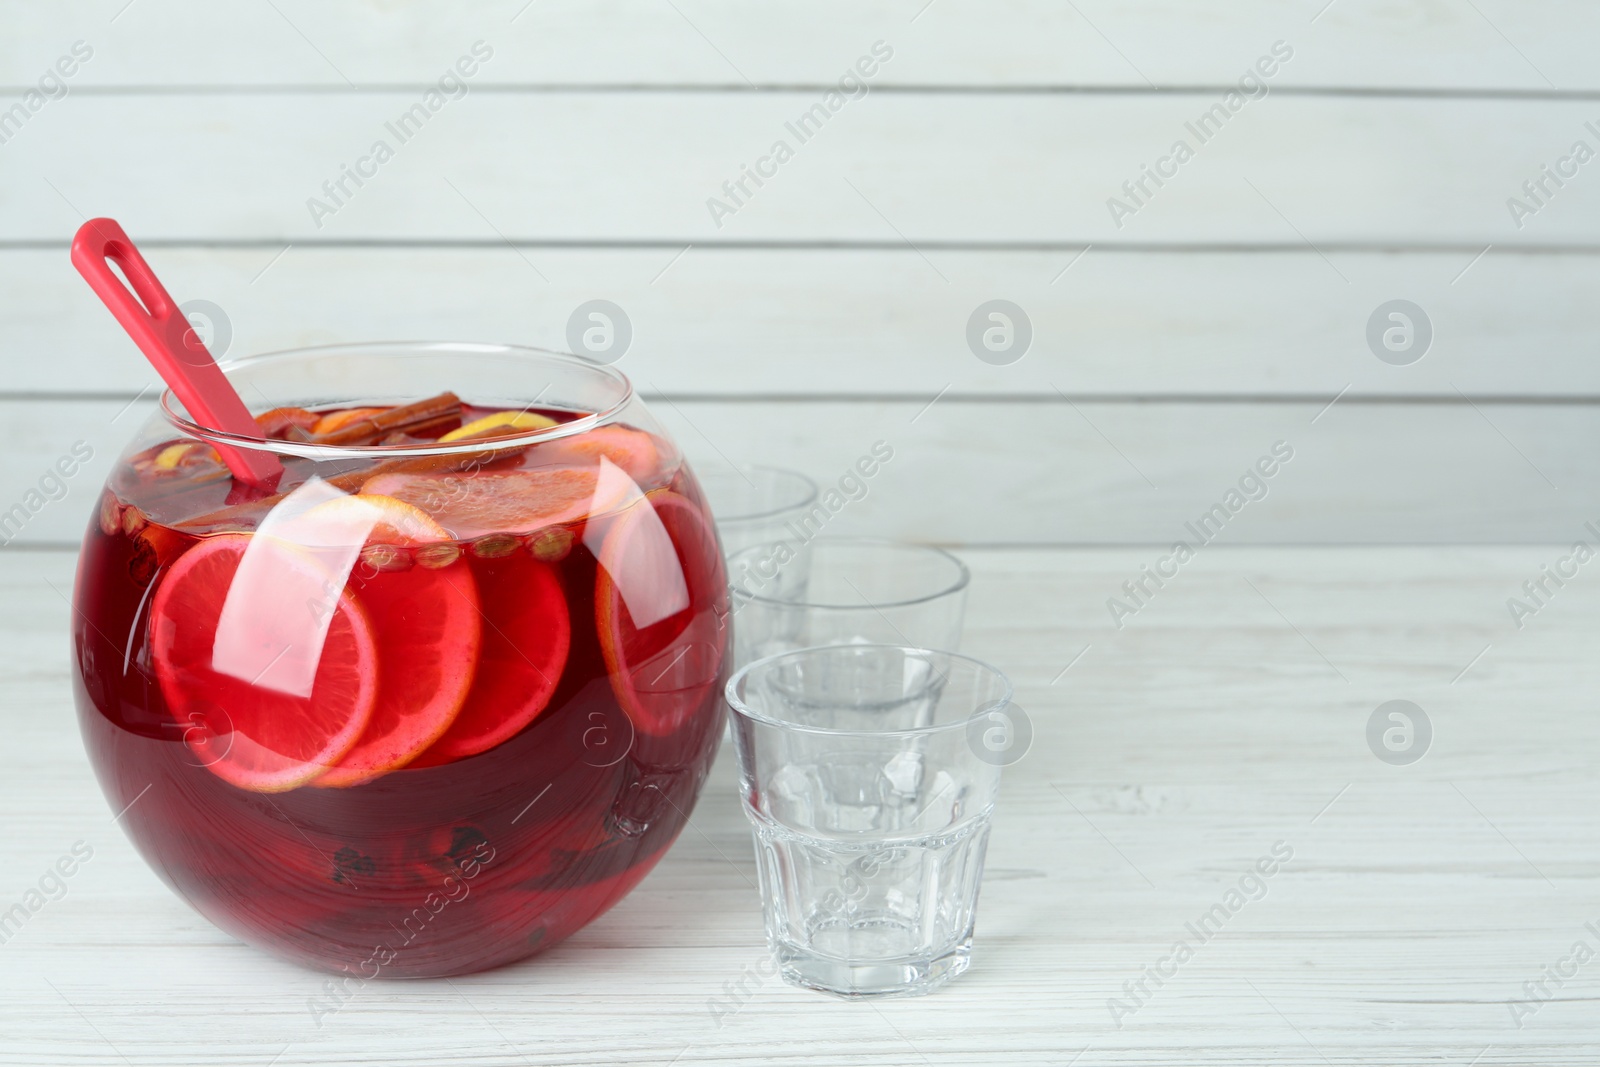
[71,218,281,488]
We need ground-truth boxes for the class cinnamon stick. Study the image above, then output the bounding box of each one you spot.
[309,392,463,446]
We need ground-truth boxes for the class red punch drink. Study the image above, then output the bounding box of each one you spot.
[71,345,728,977]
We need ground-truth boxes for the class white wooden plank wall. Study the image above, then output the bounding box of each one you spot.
[0,1,1594,545]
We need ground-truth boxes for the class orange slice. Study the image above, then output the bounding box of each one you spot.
[312,407,387,436]
[413,553,571,763]
[438,410,558,442]
[535,425,660,483]
[255,406,320,440]
[276,495,483,788]
[363,467,618,540]
[281,493,454,548]
[596,491,728,736]
[150,534,379,792]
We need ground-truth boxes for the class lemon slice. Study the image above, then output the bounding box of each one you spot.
[439,410,558,442]
[153,443,195,470]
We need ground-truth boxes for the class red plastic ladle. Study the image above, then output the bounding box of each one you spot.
[71,218,282,488]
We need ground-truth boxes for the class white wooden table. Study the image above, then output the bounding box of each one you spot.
[4,544,1594,1066]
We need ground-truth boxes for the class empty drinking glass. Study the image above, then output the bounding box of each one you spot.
[726,538,968,667]
[726,644,1013,998]
[693,464,820,562]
